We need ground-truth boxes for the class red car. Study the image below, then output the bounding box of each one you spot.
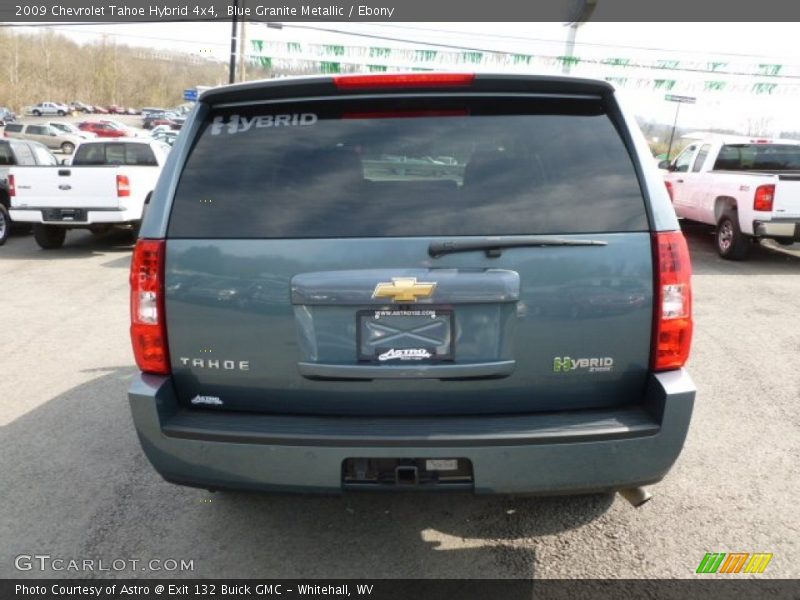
[77,121,127,138]
[106,105,125,114]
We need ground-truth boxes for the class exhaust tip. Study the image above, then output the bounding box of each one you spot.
[618,486,652,508]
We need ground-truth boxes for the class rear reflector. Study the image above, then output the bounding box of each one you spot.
[130,240,170,375]
[753,184,775,212]
[334,73,475,90]
[664,180,674,202]
[117,174,131,197]
[652,231,693,371]
[8,174,15,197]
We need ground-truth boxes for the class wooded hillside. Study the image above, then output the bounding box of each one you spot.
[0,29,232,110]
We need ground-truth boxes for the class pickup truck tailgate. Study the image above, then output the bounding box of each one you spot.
[12,166,121,209]
[774,174,800,218]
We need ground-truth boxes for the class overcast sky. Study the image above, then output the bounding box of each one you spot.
[21,21,800,135]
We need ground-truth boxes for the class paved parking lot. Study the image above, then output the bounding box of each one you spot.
[0,225,798,579]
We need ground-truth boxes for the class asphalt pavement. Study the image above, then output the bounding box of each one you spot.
[0,224,798,579]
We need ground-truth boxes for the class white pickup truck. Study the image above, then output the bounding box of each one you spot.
[661,136,800,259]
[9,138,170,249]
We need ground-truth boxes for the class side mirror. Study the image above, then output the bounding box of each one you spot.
[657,160,670,170]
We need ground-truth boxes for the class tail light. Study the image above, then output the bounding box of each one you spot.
[753,184,775,212]
[117,174,130,197]
[665,180,674,202]
[130,240,170,374]
[652,231,693,371]
[334,73,475,90]
[8,174,15,197]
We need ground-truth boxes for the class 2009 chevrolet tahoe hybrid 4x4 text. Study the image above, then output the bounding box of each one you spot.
[128,74,695,499]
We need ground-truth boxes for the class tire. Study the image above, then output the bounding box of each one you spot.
[773,237,795,247]
[57,110,65,116]
[716,212,750,260]
[0,204,10,246]
[61,142,75,154]
[33,110,41,117]
[33,224,66,249]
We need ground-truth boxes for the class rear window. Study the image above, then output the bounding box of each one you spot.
[72,143,157,166]
[0,143,14,166]
[168,97,648,238]
[714,144,800,171]
[4,123,23,133]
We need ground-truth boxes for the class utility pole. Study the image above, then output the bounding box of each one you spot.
[238,3,247,83]
[228,0,238,84]
[562,0,598,75]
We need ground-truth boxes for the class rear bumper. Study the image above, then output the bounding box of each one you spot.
[10,207,139,225]
[754,219,800,240]
[128,370,695,495]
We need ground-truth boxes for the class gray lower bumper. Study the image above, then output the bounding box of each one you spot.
[754,220,800,240]
[128,370,695,495]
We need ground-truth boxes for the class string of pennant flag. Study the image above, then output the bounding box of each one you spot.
[249,39,800,96]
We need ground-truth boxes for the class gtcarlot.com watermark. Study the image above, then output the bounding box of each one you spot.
[14,554,194,573]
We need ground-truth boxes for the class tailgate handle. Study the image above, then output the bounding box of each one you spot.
[297,360,515,381]
[58,169,71,176]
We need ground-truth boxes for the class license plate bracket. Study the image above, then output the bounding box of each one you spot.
[357,308,454,362]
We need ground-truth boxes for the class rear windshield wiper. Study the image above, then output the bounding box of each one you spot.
[429,237,607,258]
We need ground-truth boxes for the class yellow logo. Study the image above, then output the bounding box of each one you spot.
[372,277,437,303]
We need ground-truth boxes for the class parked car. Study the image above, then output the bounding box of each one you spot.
[9,138,171,249]
[127,73,695,500]
[143,116,180,130]
[662,136,800,259]
[0,138,58,244]
[106,105,126,114]
[101,119,139,137]
[0,107,16,126]
[47,121,97,140]
[77,121,127,138]
[150,129,178,146]
[141,107,166,118]
[2,122,83,154]
[93,106,110,115]
[24,102,72,117]
[70,101,94,114]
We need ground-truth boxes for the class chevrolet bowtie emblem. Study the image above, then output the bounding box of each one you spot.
[372,277,437,303]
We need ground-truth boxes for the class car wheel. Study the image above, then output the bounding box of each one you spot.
[61,142,75,154]
[773,237,795,246]
[33,110,41,117]
[0,204,10,246]
[33,224,66,249]
[57,110,65,116]
[716,212,750,260]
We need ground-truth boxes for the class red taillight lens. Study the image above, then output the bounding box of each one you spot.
[652,231,693,371]
[665,180,674,202]
[130,240,170,375]
[117,174,130,197]
[334,73,475,90]
[8,174,15,197]
[753,184,775,212]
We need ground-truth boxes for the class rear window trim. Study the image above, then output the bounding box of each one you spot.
[210,91,605,110]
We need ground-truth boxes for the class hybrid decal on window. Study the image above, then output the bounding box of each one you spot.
[210,113,318,135]
[553,356,614,373]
